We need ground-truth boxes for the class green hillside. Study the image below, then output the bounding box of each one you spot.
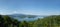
[33,15,60,27]
[0,15,60,27]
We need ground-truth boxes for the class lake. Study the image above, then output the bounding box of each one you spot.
[13,16,44,21]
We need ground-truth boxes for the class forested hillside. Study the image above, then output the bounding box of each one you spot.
[33,15,60,27]
[0,15,60,27]
[0,15,29,27]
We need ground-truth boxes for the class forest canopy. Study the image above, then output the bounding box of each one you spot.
[0,15,60,27]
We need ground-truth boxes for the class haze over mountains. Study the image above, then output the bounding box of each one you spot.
[4,14,46,21]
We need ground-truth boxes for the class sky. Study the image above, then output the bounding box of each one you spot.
[0,0,60,15]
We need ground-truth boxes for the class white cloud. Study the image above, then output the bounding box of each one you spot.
[13,11,18,13]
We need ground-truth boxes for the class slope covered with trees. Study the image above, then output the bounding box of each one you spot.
[0,15,60,27]
[33,15,60,27]
[0,15,29,27]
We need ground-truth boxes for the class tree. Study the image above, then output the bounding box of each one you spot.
[0,15,4,27]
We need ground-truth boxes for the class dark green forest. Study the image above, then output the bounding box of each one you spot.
[0,15,60,27]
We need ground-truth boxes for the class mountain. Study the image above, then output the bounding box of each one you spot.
[8,14,26,18]
[8,14,37,18]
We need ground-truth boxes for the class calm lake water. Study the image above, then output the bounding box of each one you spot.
[13,16,44,21]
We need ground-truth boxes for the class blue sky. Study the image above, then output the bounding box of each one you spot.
[0,0,60,15]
